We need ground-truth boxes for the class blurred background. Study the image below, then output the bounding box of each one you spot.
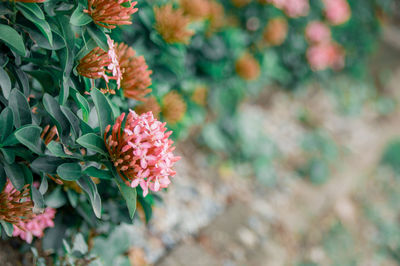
[120,1,400,265]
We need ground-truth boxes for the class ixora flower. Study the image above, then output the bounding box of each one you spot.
[77,35,122,91]
[0,180,34,226]
[180,0,209,20]
[116,43,152,101]
[263,17,288,46]
[305,21,331,44]
[135,97,161,118]
[104,111,181,196]
[235,53,261,81]
[262,0,309,18]
[13,208,56,244]
[154,4,194,44]
[307,42,345,71]
[323,0,351,25]
[84,0,138,29]
[161,91,187,125]
[231,0,251,8]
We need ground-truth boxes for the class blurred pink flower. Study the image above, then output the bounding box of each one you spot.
[105,111,181,197]
[283,0,309,18]
[267,0,309,18]
[305,21,331,44]
[13,208,56,244]
[307,42,345,71]
[323,0,351,25]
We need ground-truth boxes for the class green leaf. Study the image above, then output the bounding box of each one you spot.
[66,189,78,208]
[8,89,32,128]
[84,166,113,180]
[77,133,107,155]
[60,106,80,139]
[43,93,70,140]
[72,233,89,255]
[16,3,44,20]
[17,4,53,45]
[47,141,79,159]
[0,107,13,144]
[15,125,44,154]
[0,24,26,56]
[26,70,55,93]
[32,186,45,213]
[91,88,114,136]
[4,162,25,190]
[70,4,92,26]
[0,148,15,164]
[31,156,65,174]
[45,186,67,208]
[0,66,11,99]
[57,163,82,181]
[0,220,13,237]
[75,93,90,122]
[115,177,137,220]
[56,16,75,78]
[87,24,108,51]
[76,176,101,218]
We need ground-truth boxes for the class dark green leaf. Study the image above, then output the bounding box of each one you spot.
[91,88,114,136]
[76,133,107,155]
[8,89,32,128]
[77,176,101,218]
[43,93,70,140]
[32,186,45,213]
[87,25,108,51]
[45,186,67,208]
[57,163,82,181]
[0,24,26,56]
[60,106,80,139]
[16,3,44,20]
[4,162,25,190]
[115,177,137,220]
[70,4,92,26]
[0,148,15,164]
[31,156,65,174]
[0,220,13,237]
[0,107,13,143]
[17,5,53,45]
[0,66,11,99]
[75,93,90,122]
[84,166,113,180]
[15,125,45,154]
[66,189,78,208]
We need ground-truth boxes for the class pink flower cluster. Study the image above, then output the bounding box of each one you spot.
[323,0,351,25]
[13,208,56,244]
[305,21,345,71]
[268,0,309,18]
[104,35,123,90]
[305,21,331,44]
[105,111,180,197]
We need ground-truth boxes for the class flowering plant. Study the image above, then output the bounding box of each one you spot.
[0,0,394,263]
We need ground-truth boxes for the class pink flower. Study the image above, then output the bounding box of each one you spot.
[283,0,309,18]
[77,35,122,92]
[105,111,181,197]
[13,208,56,244]
[307,42,345,71]
[305,21,331,44]
[323,0,351,25]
